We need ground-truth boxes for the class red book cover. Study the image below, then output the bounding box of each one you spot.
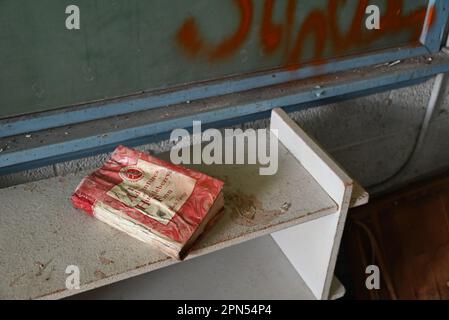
[72,145,224,259]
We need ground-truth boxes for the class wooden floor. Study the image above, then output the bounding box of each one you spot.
[341,174,449,300]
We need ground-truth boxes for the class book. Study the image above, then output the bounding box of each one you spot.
[71,145,224,260]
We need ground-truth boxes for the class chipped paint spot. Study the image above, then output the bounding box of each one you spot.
[94,270,107,279]
[226,191,285,226]
[99,256,114,265]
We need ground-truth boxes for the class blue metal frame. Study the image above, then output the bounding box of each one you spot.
[421,0,449,52]
[2,53,449,174]
[0,45,430,138]
[0,0,448,174]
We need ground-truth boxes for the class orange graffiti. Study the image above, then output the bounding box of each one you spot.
[287,10,328,69]
[176,17,204,56]
[176,0,435,69]
[261,0,283,54]
[176,0,253,60]
[328,0,368,53]
[284,0,297,56]
[425,4,437,32]
[377,0,427,41]
[327,0,427,54]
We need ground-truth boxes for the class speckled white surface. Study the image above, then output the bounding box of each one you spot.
[70,236,318,300]
[69,235,345,300]
[0,142,337,299]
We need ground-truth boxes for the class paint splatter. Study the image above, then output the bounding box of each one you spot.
[176,0,429,70]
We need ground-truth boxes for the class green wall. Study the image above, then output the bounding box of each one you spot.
[0,0,428,118]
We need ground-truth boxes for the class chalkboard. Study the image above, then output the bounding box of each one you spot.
[0,0,430,119]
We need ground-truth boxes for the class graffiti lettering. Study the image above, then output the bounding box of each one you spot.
[176,0,253,60]
[176,0,432,69]
[261,0,283,54]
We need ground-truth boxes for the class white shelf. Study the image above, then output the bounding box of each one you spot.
[69,236,344,300]
[0,109,368,300]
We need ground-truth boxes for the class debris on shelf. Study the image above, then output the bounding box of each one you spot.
[388,60,401,67]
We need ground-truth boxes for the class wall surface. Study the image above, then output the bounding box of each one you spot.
[1,77,449,195]
[1,0,428,118]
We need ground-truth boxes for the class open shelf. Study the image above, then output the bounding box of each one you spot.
[70,236,345,300]
[0,109,368,300]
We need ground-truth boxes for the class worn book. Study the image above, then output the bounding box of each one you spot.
[72,145,224,260]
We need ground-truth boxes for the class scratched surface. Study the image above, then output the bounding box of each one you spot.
[0,0,429,119]
[0,137,339,299]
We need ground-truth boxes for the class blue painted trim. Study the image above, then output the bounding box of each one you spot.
[0,75,432,175]
[0,75,431,175]
[1,61,448,173]
[421,0,449,52]
[0,45,430,138]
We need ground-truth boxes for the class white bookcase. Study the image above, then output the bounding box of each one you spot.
[0,108,368,300]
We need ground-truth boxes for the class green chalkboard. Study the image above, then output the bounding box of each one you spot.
[0,0,429,119]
